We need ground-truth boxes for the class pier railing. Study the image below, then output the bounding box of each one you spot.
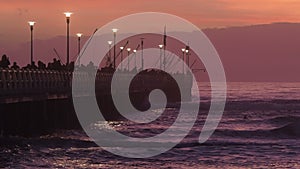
[0,68,192,103]
[0,68,72,97]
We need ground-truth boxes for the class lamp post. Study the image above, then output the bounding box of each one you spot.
[181,48,186,74]
[28,21,35,66]
[64,12,72,65]
[120,46,124,70]
[133,49,137,70]
[76,33,82,54]
[140,38,144,70]
[107,41,112,63]
[112,28,118,69]
[159,45,163,70]
[185,49,189,69]
[127,48,131,71]
[185,45,190,67]
[76,33,82,66]
[163,26,167,71]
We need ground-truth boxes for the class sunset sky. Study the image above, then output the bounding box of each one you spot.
[1,0,300,82]
[1,0,300,45]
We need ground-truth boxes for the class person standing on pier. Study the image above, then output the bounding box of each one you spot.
[11,62,20,69]
[0,54,10,68]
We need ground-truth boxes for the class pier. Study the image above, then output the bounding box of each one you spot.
[0,68,77,135]
[0,67,192,136]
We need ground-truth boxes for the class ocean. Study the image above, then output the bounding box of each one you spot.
[1,82,300,168]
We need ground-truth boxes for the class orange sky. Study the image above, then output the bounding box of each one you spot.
[0,0,300,45]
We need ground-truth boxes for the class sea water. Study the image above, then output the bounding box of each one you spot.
[1,82,300,168]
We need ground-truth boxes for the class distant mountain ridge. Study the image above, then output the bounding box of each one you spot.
[203,22,300,82]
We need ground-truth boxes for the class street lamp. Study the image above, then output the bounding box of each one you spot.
[28,21,35,66]
[185,44,190,67]
[133,49,137,70]
[140,38,144,70]
[127,48,131,71]
[76,33,82,66]
[120,46,124,70]
[112,28,118,69]
[181,48,186,74]
[185,49,189,68]
[76,33,82,54]
[159,44,163,70]
[107,41,112,63]
[64,12,72,65]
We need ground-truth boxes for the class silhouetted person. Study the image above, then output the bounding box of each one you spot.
[77,64,86,71]
[66,61,74,71]
[11,62,20,69]
[47,63,52,69]
[47,58,62,70]
[22,64,31,69]
[0,54,10,68]
[31,61,38,69]
[38,61,46,70]
[86,61,95,70]
[53,59,62,70]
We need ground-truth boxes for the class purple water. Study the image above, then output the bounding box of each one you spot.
[1,82,300,168]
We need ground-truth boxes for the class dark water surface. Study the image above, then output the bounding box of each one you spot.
[1,82,300,168]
